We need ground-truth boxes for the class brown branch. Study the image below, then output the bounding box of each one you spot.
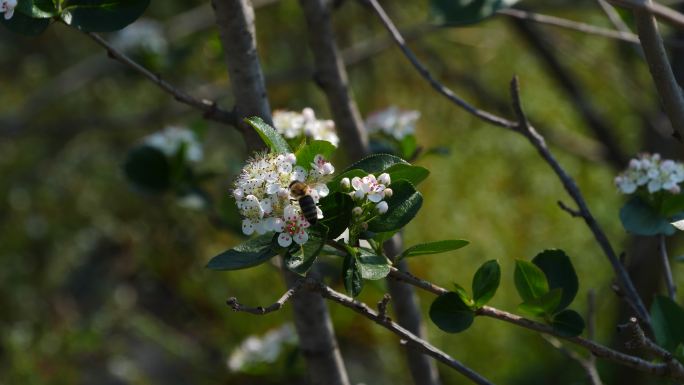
[610,0,684,30]
[86,33,237,127]
[366,0,651,326]
[227,279,304,314]
[558,200,582,217]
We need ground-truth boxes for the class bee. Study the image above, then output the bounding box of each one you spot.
[289,181,318,225]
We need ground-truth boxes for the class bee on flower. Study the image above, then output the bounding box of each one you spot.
[232,152,335,247]
[615,153,684,195]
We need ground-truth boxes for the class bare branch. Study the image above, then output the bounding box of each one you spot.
[87,33,237,126]
[658,234,677,299]
[621,317,679,363]
[558,200,582,217]
[610,0,684,30]
[540,335,603,385]
[227,279,304,314]
[597,0,634,35]
[377,293,392,321]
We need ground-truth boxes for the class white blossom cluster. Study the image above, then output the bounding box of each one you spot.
[340,173,392,224]
[112,19,168,54]
[227,323,297,372]
[233,152,334,247]
[365,106,420,140]
[144,126,203,163]
[273,108,340,146]
[615,153,684,194]
[0,0,16,20]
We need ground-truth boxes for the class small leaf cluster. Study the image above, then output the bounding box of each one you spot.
[430,249,585,337]
[2,0,149,35]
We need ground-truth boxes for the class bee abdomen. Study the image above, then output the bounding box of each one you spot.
[298,195,318,225]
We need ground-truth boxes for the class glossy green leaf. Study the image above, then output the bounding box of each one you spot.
[514,259,549,303]
[429,292,475,333]
[123,145,170,193]
[17,0,57,17]
[453,283,473,308]
[244,116,291,154]
[472,260,500,308]
[384,163,430,187]
[0,11,50,35]
[343,153,407,174]
[285,227,327,275]
[517,288,562,318]
[367,180,423,233]
[532,249,578,312]
[356,249,390,280]
[651,295,684,352]
[319,192,354,239]
[431,0,519,26]
[295,140,336,169]
[620,196,675,236]
[342,254,363,297]
[398,239,469,260]
[206,234,276,271]
[61,0,150,32]
[552,309,585,337]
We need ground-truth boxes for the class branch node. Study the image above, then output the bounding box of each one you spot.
[558,200,582,217]
[377,293,392,322]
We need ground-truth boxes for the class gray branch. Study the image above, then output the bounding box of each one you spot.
[658,234,677,299]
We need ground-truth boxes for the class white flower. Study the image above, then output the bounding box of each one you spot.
[277,205,311,247]
[312,154,335,176]
[144,126,203,162]
[378,173,391,185]
[273,108,340,146]
[228,324,297,372]
[111,19,167,54]
[351,174,386,203]
[1,0,17,20]
[615,153,684,195]
[365,106,420,140]
[376,201,388,214]
[340,177,350,190]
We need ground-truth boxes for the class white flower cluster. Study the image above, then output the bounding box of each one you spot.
[365,106,420,140]
[233,152,334,247]
[341,173,392,218]
[0,0,16,20]
[615,153,684,194]
[144,126,203,163]
[112,19,168,54]
[227,323,297,372]
[273,108,340,146]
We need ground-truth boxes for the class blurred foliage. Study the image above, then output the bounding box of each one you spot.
[1,0,684,384]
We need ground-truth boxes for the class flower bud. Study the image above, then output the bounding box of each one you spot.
[360,222,369,231]
[340,177,351,190]
[383,188,393,198]
[285,153,297,164]
[376,201,388,214]
[378,173,391,185]
[352,207,363,216]
[233,188,244,200]
[321,162,335,175]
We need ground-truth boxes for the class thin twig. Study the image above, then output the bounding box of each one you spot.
[498,8,640,44]
[227,279,304,314]
[540,335,603,385]
[86,33,237,126]
[558,200,582,217]
[610,0,684,30]
[597,0,634,34]
[658,234,677,300]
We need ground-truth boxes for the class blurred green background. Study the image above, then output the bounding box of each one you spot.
[1,0,683,384]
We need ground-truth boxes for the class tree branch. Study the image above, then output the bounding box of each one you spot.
[658,234,677,299]
[227,279,304,314]
[610,0,684,30]
[366,0,651,327]
[86,33,237,126]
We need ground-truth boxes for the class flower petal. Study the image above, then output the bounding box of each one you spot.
[278,233,293,247]
[293,230,309,245]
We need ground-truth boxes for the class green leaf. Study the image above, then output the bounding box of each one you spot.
[295,140,336,169]
[244,116,291,154]
[17,0,57,17]
[206,234,276,271]
[661,194,684,217]
[430,0,519,26]
[399,135,418,160]
[472,260,500,308]
[0,10,50,35]
[517,288,562,318]
[367,180,423,233]
[319,192,354,239]
[285,227,327,275]
[620,196,675,236]
[398,239,469,260]
[123,145,171,193]
[453,283,473,308]
[373,230,399,245]
[429,292,475,333]
[514,259,549,303]
[651,295,684,352]
[356,249,391,280]
[342,254,363,297]
[384,163,430,187]
[61,0,150,32]
[343,153,407,174]
[532,249,578,312]
[552,309,585,337]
